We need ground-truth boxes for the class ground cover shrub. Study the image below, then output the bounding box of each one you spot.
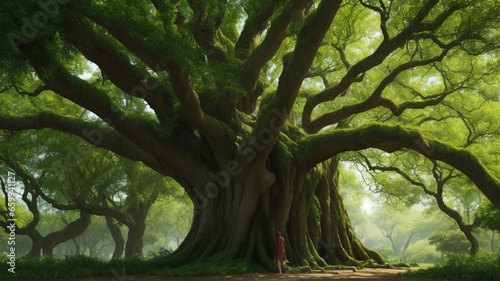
[155,260,266,277]
[0,254,153,280]
[404,251,500,281]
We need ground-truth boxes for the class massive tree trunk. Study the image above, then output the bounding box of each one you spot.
[165,142,382,270]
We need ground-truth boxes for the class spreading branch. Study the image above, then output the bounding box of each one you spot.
[302,0,445,131]
[235,3,276,54]
[0,112,166,175]
[253,0,342,168]
[237,0,312,96]
[301,123,500,209]
[359,0,391,42]
[305,30,472,133]
[188,0,227,62]
[61,15,175,124]
[71,2,236,148]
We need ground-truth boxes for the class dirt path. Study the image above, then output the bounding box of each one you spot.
[53,268,434,281]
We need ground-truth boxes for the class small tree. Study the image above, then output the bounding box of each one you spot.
[477,202,500,251]
[429,228,470,254]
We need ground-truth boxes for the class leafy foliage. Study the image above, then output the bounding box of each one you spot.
[404,251,500,281]
[429,229,471,254]
[0,251,266,280]
[477,202,500,232]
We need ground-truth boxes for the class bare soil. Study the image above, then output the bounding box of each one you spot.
[41,268,435,281]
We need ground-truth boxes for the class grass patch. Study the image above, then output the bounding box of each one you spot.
[390,262,410,268]
[404,251,500,281]
[413,262,434,268]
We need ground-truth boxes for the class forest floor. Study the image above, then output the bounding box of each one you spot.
[41,268,437,281]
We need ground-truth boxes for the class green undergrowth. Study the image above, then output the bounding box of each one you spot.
[152,251,267,277]
[0,253,424,280]
[155,260,265,277]
[0,254,155,281]
[403,252,500,281]
[0,254,266,280]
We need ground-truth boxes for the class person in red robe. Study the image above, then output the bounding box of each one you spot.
[274,231,287,274]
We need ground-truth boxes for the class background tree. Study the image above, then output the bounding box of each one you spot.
[0,131,96,258]
[145,193,192,252]
[359,151,483,255]
[372,208,420,258]
[477,202,500,251]
[0,153,91,258]
[0,130,172,258]
[1,0,500,270]
[429,227,471,254]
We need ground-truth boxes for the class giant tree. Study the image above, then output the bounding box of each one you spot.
[1,0,500,270]
[477,202,500,251]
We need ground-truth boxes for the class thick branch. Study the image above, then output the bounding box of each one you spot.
[27,46,221,186]
[415,2,469,33]
[0,111,216,201]
[188,0,226,62]
[71,2,162,71]
[308,30,471,133]
[62,15,175,123]
[0,112,166,175]
[254,0,342,167]
[301,123,500,209]
[238,0,312,95]
[235,3,276,55]
[70,2,237,153]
